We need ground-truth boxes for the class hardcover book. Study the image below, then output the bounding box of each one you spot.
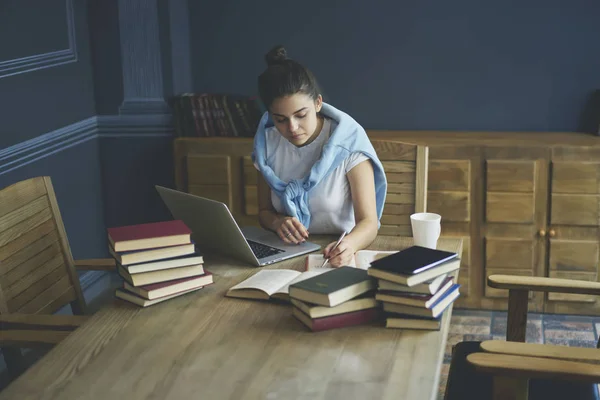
[109,242,196,265]
[368,259,461,287]
[368,245,458,275]
[377,273,448,295]
[382,284,461,318]
[117,263,205,287]
[375,277,454,308]
[292,306,382,332]
[115,286,202,307]
[290,292,379,319]
[288,267,377,307]
[107,220,192,252]
[123,272,213,300]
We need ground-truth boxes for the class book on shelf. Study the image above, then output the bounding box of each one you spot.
[123,272,213,300]
[290,291,379,319]
[117,263,205,287]
[225,269,330,301]
[368,258,461,287]
[375,276,454,308]
[109,242,197,265]
[115,286,203,307]
[382,284,460,319]
[377,273,448,295]
[288,266,376,307]
[385,314,442,330]
[292,306,382,332]
[304,250,397,271]
[107,220,192,252]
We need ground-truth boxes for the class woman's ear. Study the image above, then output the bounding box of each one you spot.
[315,94,323,112]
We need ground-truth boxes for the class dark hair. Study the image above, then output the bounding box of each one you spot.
[257,45,321,109]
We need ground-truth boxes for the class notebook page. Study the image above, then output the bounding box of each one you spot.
[228,270,301,296]
[354,250,398,269]
[305,254,356,271]
[273,269,331,296]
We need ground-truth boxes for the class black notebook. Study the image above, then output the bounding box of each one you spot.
[369,246,458,275]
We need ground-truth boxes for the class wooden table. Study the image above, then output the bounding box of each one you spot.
[1,236,462,400]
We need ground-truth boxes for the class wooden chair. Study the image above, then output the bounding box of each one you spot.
[0,176,116,379]
[444,274,600,400]
[369,140,428,236]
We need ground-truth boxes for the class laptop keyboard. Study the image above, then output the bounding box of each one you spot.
[247,240,285,259]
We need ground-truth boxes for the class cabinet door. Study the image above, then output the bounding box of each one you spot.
[174,138,258,227]
[481,147,549,312]
[426,145,474,300]
[544,150,600,314]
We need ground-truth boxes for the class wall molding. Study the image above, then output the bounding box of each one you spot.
[0,117,97,176]
[0,0,78,79]
[97,114,173,137]
[0,114,173,176]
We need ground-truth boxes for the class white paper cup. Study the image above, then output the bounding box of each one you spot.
[410,213,441,249]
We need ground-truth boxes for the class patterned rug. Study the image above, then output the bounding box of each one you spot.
[438,309,600,399]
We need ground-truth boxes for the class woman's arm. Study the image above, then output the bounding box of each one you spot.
[324,159,378,266]
[257,173,308,244]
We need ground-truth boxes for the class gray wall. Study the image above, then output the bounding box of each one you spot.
[0,0,106,258]
[189,0,600,132]
[0,0,96,148]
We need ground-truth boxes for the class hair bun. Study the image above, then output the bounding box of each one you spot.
[265,45,288,66]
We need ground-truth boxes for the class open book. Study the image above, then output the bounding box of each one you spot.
[225,269,330,301]
[305,250,398,271]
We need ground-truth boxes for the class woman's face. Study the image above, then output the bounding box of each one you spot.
[270,93,322,146]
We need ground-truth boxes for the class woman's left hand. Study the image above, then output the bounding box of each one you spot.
[323,238,356,267]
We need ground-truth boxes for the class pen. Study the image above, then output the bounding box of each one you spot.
[320,231,347,268]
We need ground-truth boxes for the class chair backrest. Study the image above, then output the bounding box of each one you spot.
[0,177,86,316]
[371,140,428,236]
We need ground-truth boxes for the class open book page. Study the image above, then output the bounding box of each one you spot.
[273,269,331,296]
[228,269,301,296]
[305,250,398,271]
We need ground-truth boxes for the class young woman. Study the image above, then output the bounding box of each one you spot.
[252,45,387,267]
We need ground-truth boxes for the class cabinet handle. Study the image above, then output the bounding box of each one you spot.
[549,229,556,238]
[538,229,546,237]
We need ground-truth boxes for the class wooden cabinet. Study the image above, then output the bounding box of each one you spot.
[545,147,600,313]
[480,147,549,313]
[174,131,600,315]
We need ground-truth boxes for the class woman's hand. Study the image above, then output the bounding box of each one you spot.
[323,238,356,267]
[273,216,309,244]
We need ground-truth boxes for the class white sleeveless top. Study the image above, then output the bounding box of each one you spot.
[255,118,369,234]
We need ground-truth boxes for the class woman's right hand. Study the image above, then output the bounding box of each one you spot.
[272,216,309,244]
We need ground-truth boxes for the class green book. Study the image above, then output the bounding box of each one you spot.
[288,267,377,307]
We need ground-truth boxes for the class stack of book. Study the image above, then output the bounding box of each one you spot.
[367,246,461,331]
[288,267,381,332]
[107,220,213,307]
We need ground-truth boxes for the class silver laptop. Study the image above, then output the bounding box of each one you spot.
[155,185,321,266]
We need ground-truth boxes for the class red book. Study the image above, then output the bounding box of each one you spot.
[107,220,192,252]
[292,307,382,332]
